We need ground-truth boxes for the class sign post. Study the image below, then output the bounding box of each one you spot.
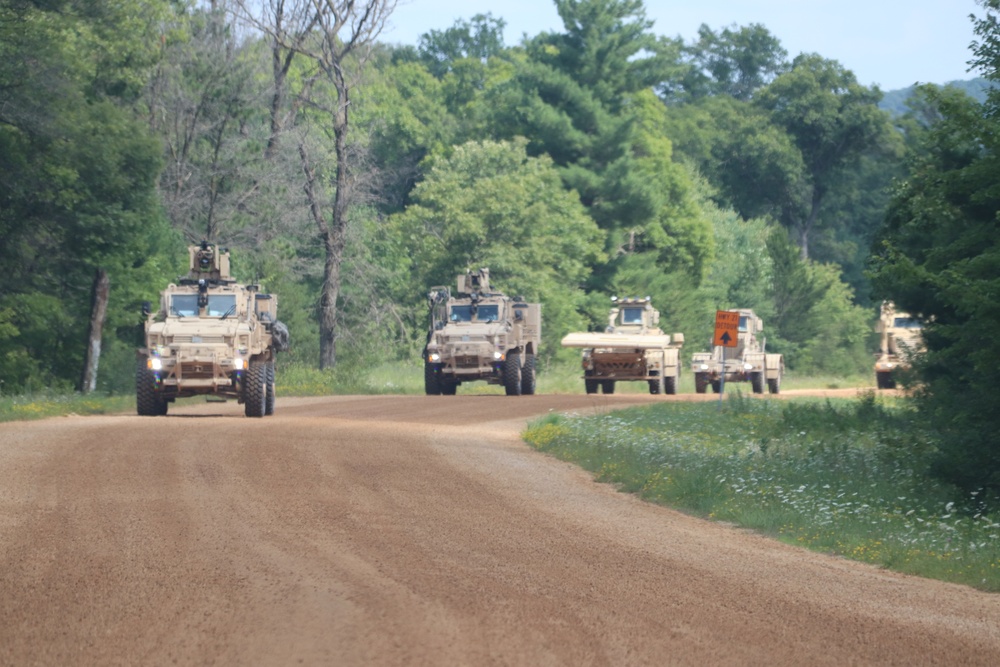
[713,310,739,404]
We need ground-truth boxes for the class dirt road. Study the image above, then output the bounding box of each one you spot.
[1,393,998,666]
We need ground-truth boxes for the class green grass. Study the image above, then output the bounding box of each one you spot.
[524,391,1000,591]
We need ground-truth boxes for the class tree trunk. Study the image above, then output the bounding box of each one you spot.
[79,268,110,393]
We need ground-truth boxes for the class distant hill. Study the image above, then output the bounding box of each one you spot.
[879,77,993,116]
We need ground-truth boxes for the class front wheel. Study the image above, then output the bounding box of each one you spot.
[136,360,166,416]
[503,353,522,396]
[767,376,781,394]
[750,372,764,394]
[694,373,708,394]
[648,371,661,395]
[663,375,677,395]
[424,361,442,395]
[244,361,267,417]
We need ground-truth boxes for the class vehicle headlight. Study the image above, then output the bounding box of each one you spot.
[148,357,163,371]
[744,363,754,371]
[233,357,244,370]
[428,352,441,362]
[699,364,708,370]
[493,351,504,360]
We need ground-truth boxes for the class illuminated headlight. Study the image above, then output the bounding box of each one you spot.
[493,351,504,360]
[743,363,754,371]
[233,357,245,370]
[699,364,709,370]
[428,352,441,362]
[148,357,163,371]
[886,362,895,369]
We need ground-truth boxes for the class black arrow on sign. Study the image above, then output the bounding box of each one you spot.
[719,331,732,345]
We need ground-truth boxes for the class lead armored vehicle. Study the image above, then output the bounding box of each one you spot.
[561,297,684,395]
[423,269,541,396]
[691,309,782,394]
[136,242,289,417]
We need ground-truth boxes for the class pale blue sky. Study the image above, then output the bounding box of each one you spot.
[382,0,982,91]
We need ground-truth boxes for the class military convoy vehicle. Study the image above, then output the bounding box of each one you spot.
[691,309,783,394]
[136,242,289,417]
[423,269,541,396]
[875,301,924,389]
[561,297,684,395]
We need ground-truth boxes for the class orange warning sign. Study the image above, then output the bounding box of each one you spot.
[713,310,739,348]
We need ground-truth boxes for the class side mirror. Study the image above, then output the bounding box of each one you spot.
[141,301,151,317]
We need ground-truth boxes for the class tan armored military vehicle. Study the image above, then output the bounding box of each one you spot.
[875,301,923,389]
[423,268,541,396]
[136,242,289,417]
[691,309,783,394]
[561,297,684,395]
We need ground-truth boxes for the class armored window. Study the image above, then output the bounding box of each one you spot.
[622,308,643,325]
[477,305,500,322]
[738,315,749,332]
[450,305,473,322]
[207,294,237,317]
[893,317,922,329]
[171,295,199,317]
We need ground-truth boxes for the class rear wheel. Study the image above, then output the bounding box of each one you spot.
[520,354,536,395]
[424,361,442,395]
[767,375,781,394]
[663,375,678,395]
[694,373,708,394]
[750,372,764,394]
[265,362,276,415]
[244,361,267,417]
[648,371,661,395]
[601,380,615,394]
[503,353,522,396]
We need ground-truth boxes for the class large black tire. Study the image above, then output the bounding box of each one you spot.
[504,353,522,396]
[244,361,267,417]
[136,360,165,416]
[601,380,615,395]
[424,362,442,395]
[265,362,276,415]
[750,372,764,394]
[663,375,678,395]
[711,379,722,394]
[694,373,709,394]
[876,371,895,390]
[767,376,781,394]
[520,354,536,395]
[648,371,661,395]
[584,371,598,394]
[441,380,458,395]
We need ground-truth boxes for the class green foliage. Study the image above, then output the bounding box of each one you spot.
[677,22,788,101]
[388,138,605,357]
[525,397,1000,591]
[871,41,1000,491]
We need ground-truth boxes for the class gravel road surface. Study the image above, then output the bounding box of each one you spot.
[1,393,998,666]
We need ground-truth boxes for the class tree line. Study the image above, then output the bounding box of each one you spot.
[1,0,998,487]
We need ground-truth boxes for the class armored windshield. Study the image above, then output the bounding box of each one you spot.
[739,315,749,332]
[170,295,199,317]
[893,317,922,329]
[169,293,237,317]
[450,304,500,322]
[621,308,644,325]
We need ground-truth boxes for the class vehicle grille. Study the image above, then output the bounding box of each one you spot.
[180,361,216,379]
[172,335,226,344]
